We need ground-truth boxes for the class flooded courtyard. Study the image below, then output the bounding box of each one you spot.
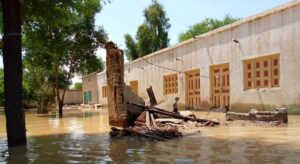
[0,109,300,163]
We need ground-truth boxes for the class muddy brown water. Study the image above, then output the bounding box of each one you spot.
[0,109,300,164]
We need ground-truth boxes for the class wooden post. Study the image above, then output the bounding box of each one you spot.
[105,42,127,127]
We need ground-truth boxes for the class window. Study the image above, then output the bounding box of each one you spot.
[102,86,107,98]
[244,54,280,90]
[163,74,178,95]
[130,80,138,95]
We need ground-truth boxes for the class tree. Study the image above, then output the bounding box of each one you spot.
[1,0,27,147]
[124,34,138,61]
[124,0,170,61]
[0,68,34,108]
[80,55,105,75]
[73,82,82,90]
[178,15,240,42]
[0,2,2,50]
[23,62,55,113]
[23,0,107,117]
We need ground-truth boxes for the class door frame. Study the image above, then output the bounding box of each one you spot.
[209,63,230,109]
[185,68,201,110]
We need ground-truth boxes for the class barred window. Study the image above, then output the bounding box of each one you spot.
[244,54,280,90]
[163,74,178,95]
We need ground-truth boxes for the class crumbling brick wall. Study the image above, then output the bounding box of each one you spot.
[105,42,127,127]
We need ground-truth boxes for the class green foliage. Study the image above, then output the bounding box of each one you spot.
[0,1,107,113]
[0,3,2,34]
[23,65,55,112]
[80,55,105,75]
[74,82,82,90]
[136,23,153,56]
[124,0,170,61]
[0,68,35,107]
[21,0,107,113]
[124,34,139,61]
[22,79,35,102]
[22,0,107,72]
[0,3,2,52]
[178,15,240,42]
[22,0,107,79]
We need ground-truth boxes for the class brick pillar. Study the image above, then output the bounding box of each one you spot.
[105,42,127,127]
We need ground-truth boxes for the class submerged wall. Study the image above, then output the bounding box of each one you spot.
[60,90,82,105]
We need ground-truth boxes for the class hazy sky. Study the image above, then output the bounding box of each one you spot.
[0,0,292,84]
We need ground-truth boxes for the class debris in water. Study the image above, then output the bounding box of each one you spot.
[110,102,220,140]
[226,108,288,123]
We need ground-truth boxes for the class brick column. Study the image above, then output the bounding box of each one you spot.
[105,42,127,127]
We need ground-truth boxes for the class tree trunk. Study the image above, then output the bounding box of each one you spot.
[1,0,27,147]
[56,87,68,118]
[56,64,72,118]
[58,100,63,118]
[55,88,63,118]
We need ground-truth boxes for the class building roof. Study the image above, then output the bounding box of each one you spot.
[127,0,300,65]
[85,0,300,78]
[81,71,99,79]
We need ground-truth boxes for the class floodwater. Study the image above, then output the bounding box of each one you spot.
[0,109,300,164]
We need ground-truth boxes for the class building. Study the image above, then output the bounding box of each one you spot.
[82,72,99,104]
[83,1,300,114]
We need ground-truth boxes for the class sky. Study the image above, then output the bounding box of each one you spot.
[0,0,292,84]
[95,0,291,60]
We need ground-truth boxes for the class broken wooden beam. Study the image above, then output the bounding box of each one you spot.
[127,102,220,125]
[146,86,157,106]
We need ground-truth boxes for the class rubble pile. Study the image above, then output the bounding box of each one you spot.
[110,102,220,140]
[226,108,288,123]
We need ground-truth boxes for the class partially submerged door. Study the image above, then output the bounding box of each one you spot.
[185,69,201,110]
[84,92,88,104]
[83,91,92,104]
[211,63,230,109]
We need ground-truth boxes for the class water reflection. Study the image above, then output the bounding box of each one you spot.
[0,110,300,163]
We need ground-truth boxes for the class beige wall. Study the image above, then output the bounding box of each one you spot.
[97,72,108,105]
[95,1,300,113]
[82,72,99,104]
[61,90,82,104]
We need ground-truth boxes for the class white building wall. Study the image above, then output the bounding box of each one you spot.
[97,71,107,105]
[94,1,300,113]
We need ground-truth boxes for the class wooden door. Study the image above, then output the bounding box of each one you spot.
[211,63,230,109]
[84,92,88,104]
[185,69,201,110]
[130,80,138,95]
